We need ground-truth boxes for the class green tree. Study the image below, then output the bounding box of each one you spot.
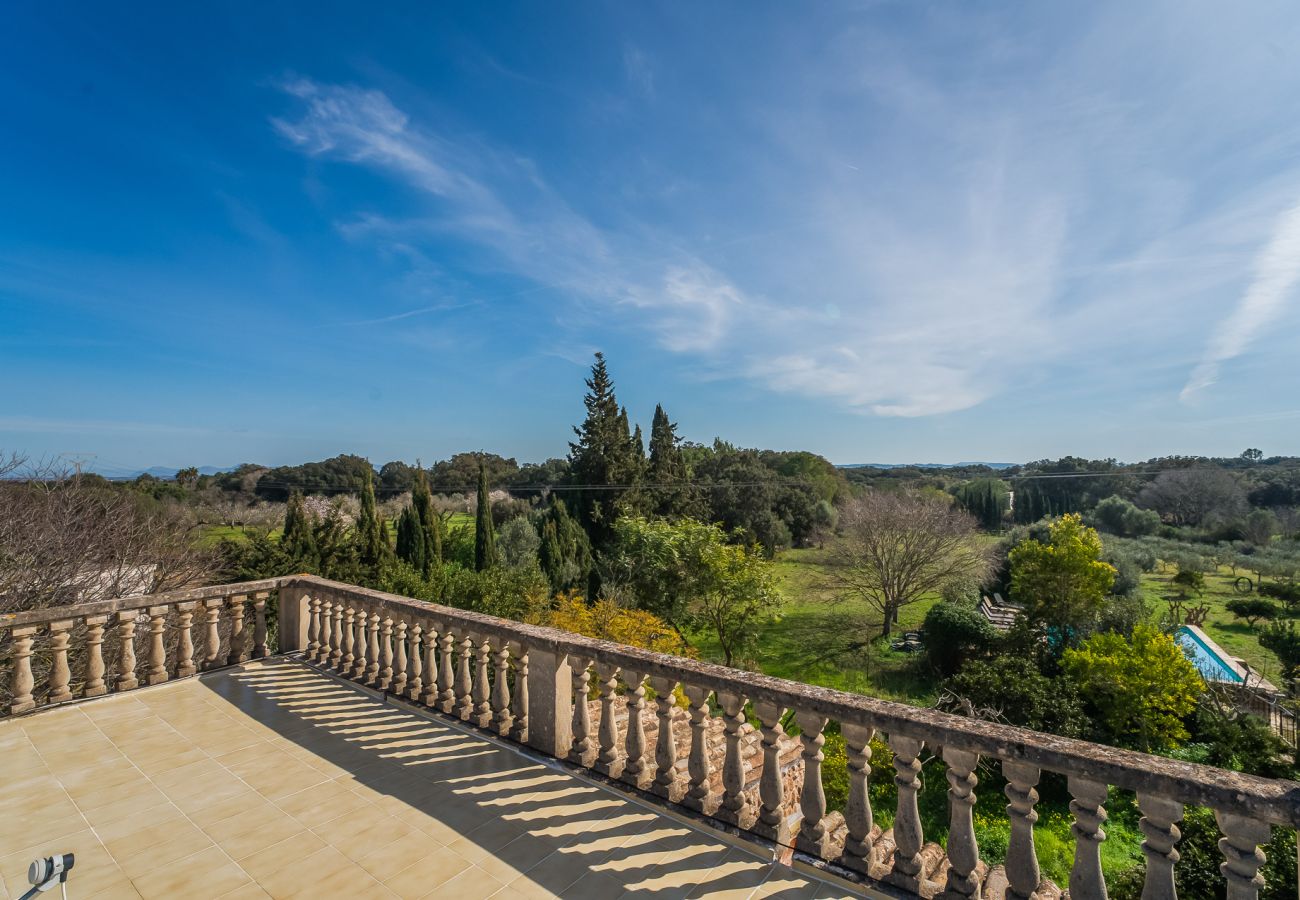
[1062,623,1203,751]
[497,516,541,570]
[1090,494,1160,537]
[394,504,425,572]
[923,601,997,676]
[953,478,1009,530]
[945,656,1088,737]
[1009,513,1116,644]
[646,403,697,517]
[1260,621,1300,687]
[411,466,442,572]
[280,490,318,568]
[567,353,641,553]
[1225,597,1279,626]
[537,499,592,593]
[474,460,497,571]
[354,464,389,570]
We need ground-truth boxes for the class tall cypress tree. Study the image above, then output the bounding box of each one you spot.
[474,459,497,571]
[412,465,442,572]
[568,352,642,552]
[356,464,389,568]
[647,403,696,517]
[395,504,424,571]
[281,490,318,568]
[537,498,593,593]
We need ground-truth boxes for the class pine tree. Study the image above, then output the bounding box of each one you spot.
[647,403,696,517]
[412,465,442,572]
[568,353,642,552]
[356,464,389,569]
[475,459,498,571]
[281,490,318,568]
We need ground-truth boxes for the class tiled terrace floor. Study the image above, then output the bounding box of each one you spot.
[0,659,852,899]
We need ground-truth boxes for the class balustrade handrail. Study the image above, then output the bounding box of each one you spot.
[0,576,292,628]
[6,572,1300,830]
[296,575,1300,828]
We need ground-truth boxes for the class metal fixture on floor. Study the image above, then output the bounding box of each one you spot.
[20,853,74,900]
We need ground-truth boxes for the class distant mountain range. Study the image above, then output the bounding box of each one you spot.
[838,462,1016,470]
[97,464,235,480]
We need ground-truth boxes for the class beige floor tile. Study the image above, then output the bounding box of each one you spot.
[418,865,502,900]
[113,826,216,879]
[130,845,252,899]
[380,845,473,898]
[202,808,307,861]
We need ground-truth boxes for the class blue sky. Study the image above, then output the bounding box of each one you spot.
[3,2,1300,472]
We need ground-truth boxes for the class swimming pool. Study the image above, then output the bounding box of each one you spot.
[1175,625,1244,683]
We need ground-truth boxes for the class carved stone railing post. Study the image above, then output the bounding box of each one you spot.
[795,710,831,858]
[887,734,926,891]
[421,623,440,707]
[570,657,596,766]
[1068,775,1109,900]
[752,700,788,841]
[1004,761,1042,900]
[622,670,650,789]
[48,620,74,703]
[407,622,423,702]
[1216,811,1271,900]
[352,608,369,679]
[316,597,332,663]
[364,612,381,686]
[509,642,528,743]
[84,615,108,697]
[492,642,513,737]
[339,606,355,674]
[681,684,715,813]
[329,601,344,669]
[454,632,474,720]
[472,636,493,728]
[118,611,140,690]
[717,690,752,827]
[841,722,875,875]
[1137,793,1182,900]
[202,598,222,671]
[942,746,981,898]
[595,662,623,778]
[392,620,408,695]
[252,592,269,658]
[146,606,169,685]
[648,676,682,802]
[378,616,394,690]
[226,595,248,665]
[10,626,38,714]
[175,603,197,677]
[307,596,321,659]
[437,627,456,713]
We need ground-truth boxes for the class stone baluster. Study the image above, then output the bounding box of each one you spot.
[841,722,875,874]
[454,632,474,719]
[339,606,355,674]
[887,734,926,891]
[752,700,788,841]
[795,711,831,858]
[594,662,623,777]
[316,598,332,663]
[364,612,381,685]
[569,657,595,766]
[509,642,528,743]
[118,611,140,690]
[407,622,424,702]
[350,608,367,679]
[47,620,74,703]
[1068,775,1109,900]
[472,636,493,727]
[422,624,442,707]
[648,676,681,802]
[943,746,981,898]
[329,601,344,669]
[175,603,197,678]
[437,627,456,713]
[491,643,513,736]
[84,615,109,697]
[623,670,650,789]
[226,595,248,665]
[10,626,38,714]
[683,684,715,814]
[307,596,321,660]
[1137,793,1182,900]
[202,598,223,671]
[251,593,268,660]
[392,620,408,695]
[1004,761,1043,900]
[378,616,394,690]
[1216,811,1271,900]
[146,606,169,685]
[717,690,752,827]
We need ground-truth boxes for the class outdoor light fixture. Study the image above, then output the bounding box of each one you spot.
[21,853,74,900]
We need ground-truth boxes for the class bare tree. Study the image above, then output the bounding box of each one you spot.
[0,456,219,613]
[1138,467,1247,527]
[825,491,993,638]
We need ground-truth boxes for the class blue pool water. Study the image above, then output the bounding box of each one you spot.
[1175,626,1242,683]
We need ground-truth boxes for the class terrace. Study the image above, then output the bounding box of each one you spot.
[3,575,1299,899]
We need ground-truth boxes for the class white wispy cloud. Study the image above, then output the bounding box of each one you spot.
[1181,195,1300,401]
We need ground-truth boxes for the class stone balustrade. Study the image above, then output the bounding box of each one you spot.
[6,573,1300,899]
